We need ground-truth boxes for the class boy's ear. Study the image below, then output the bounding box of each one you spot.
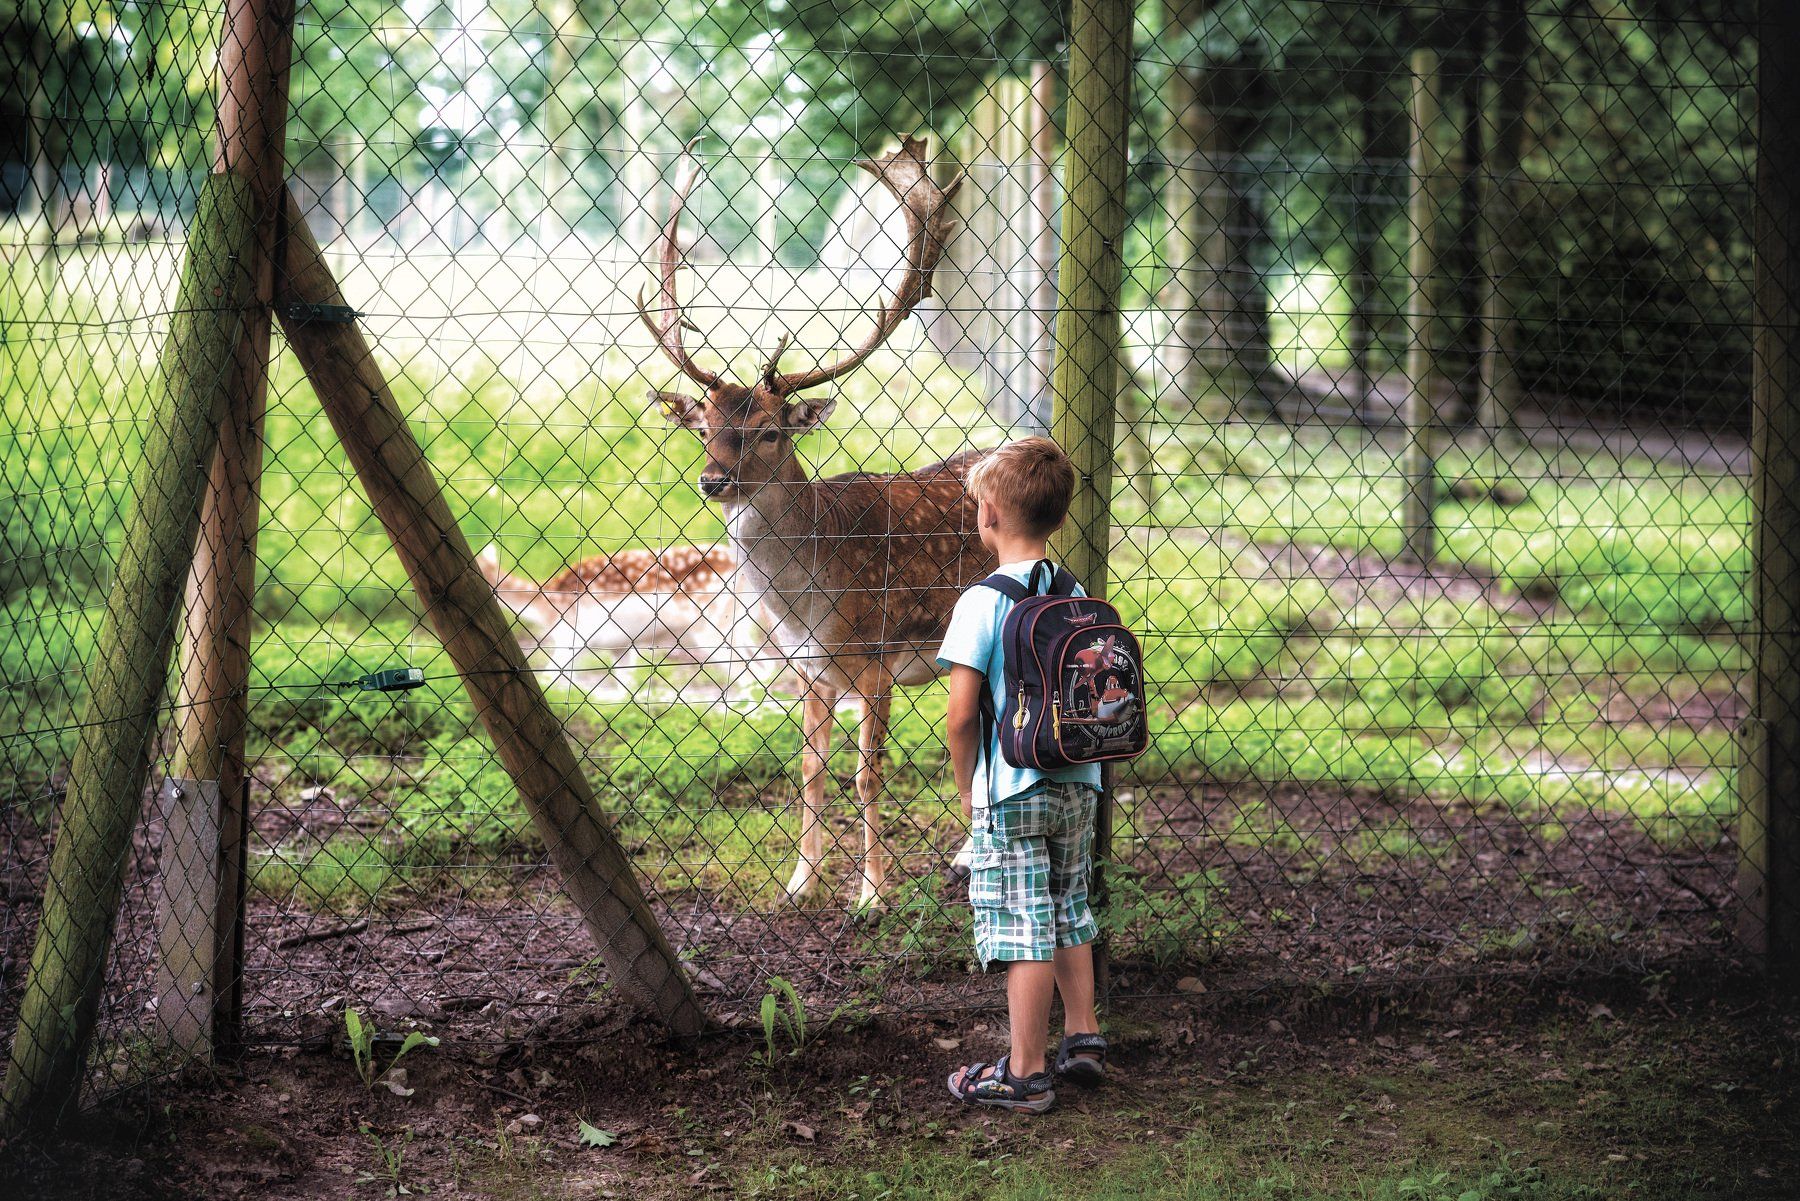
[780,394,836,433]
[650,390,706,429]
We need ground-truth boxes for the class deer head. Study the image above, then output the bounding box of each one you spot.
[638,136,963,501]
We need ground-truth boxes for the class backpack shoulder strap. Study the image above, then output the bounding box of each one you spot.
[1049,566,1078,596]
[977,573,1032,603]
[971,573,1031,772]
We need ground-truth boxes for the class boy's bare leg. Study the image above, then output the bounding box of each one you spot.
[1053,942,1100,1034]
[1007,961,1057,1077]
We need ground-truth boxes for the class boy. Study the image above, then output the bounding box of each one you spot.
[938,437,1108,1114]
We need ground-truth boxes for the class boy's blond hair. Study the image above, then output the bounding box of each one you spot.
[967,437,1076,538]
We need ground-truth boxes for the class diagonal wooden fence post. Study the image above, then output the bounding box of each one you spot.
[1,173,262,1134]
[274,193,708,1034]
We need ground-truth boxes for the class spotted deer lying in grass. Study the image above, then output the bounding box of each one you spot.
[637,135,993,906]
[475,543,769,696]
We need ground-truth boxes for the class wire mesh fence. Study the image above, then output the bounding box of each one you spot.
[0,0,1768,1116]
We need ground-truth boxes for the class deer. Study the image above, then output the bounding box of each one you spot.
[636,135,993,907]
[474,543,770,697]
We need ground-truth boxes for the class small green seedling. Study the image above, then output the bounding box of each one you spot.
[358,1123,414,1196]
[346,1007,440,1093]
[758,976,807,1063]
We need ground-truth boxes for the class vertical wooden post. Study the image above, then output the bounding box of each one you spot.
[1475,0,1530,441]
[1743,0,1800,982]
[1,174,261,1135]
[161,0,295,1061]
[1401,46,1450,566]
[1051,0,1134,999]
[1028,60,1060,423]
[276,197,708,1033]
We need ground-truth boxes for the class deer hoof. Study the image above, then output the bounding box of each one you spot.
[853,891,887,918]
[785,863,821,902]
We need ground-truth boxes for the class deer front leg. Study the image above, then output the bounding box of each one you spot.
[854,680,893,910]
[787,681,836,901]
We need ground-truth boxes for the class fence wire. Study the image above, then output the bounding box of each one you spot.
[0,0,1766,1111]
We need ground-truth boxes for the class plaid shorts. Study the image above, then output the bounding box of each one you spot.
[969,780,1101,968]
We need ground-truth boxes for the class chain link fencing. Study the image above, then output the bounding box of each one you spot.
[0,0,1766,1112]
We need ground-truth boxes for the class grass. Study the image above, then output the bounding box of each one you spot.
[0,241,1754,935]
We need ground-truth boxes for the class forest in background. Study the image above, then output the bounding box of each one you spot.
[0,0,1759,426]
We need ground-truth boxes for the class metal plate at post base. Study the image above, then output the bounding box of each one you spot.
[154,776,222,1062]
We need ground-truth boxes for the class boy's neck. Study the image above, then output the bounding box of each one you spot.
[990,534,1054,567]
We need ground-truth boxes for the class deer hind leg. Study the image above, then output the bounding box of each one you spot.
[854,676,894,909]
[787,680,837,901]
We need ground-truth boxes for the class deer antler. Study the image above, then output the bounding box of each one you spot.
[634,138,722,389]
[766,136,964,396]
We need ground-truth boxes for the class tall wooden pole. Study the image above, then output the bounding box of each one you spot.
[277,197,709,1034]
[162,0,295,1062]
[0,174,261,1135]
[1028,60,1060,423]
[1051,0,1134,1000]
[1742,0,1800,983]
[1401,46,1450,566]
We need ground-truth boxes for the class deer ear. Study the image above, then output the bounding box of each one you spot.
[781,395,837,433]
[650,390,705,429]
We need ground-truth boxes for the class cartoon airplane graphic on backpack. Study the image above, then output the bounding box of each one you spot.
[1065,636,1140,723]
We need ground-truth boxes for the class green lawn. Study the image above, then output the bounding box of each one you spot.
[0,242,1752,936]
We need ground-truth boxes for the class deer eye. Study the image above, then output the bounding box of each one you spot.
[759,429,783,443]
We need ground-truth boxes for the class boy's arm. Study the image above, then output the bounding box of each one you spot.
[946,664,985,821]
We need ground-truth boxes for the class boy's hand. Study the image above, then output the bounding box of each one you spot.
[945,665,984,825]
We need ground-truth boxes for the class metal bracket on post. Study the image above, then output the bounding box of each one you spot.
[276,300,362,326]
[154,776,223,1061]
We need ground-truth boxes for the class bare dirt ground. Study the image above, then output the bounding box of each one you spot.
[2,972,1795,1200]
[1,778,1743,1058]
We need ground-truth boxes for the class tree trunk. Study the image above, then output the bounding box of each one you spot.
[617,41,663,253]
[1027,61,1060,427]
[26,36,51,228]
[1476,0,1531,440]
[1158,0,1232,417]
[1347,12,1409,416]
[1401,46,1451,566]
[1160,20,1273,418]
[544,0,584,236]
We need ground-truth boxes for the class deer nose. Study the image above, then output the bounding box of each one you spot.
[698,474,733,498]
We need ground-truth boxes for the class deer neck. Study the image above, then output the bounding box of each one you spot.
[721,463,833,627]
[725,458,817,543]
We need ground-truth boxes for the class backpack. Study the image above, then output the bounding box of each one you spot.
[977,559,1149,770]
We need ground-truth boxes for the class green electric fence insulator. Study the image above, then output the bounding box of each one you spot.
[332,667,425,693]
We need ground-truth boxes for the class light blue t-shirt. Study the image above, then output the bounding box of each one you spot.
[936,559,1105,811]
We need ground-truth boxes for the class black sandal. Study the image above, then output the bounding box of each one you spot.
[1055,1033,1108,1087]
[946,1054,1056,1114]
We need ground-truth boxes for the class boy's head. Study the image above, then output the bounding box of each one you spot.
[967,437,1076,549]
